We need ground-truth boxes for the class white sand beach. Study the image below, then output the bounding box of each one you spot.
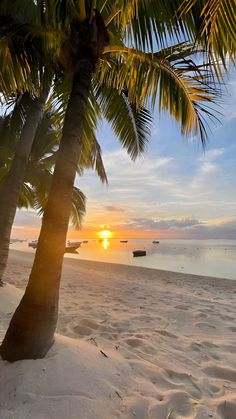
[0,250,236,418]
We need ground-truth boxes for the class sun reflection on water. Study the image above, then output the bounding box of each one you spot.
[102,238,109,250]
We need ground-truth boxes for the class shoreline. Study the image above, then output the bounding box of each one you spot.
[1,250,236,418]
[6,249,236,287]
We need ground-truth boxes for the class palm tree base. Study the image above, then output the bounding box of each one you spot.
[0,294,57,361]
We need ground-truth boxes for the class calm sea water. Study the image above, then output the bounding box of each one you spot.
[11,238,236,280]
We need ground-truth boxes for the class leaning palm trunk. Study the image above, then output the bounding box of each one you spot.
[0,59,93,360]
[0,89,49,285]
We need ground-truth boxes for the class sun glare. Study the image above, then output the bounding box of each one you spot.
[99,230,111,239]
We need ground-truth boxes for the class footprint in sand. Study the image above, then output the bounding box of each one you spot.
[202,341,219,349]
[155,330,178,339]
[174,304,190,310]
[165,370,201,399]
[124,337,156,355]
[79,318,100,330]
[221,315,235,321]
[217,400,236,418]
[203,365,236,382]
[73,318,100,336]
[228,326,236,332]
[194,322,216,330]
[73,325,92,336]
[195,312,209,319]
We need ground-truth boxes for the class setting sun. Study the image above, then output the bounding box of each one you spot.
[98,230,112,239]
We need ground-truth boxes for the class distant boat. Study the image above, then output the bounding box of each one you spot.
[28,240,81,253]
[66,241,82,253]
[67,241,82,247]
[133,250,146,257]
[120,240,128,243]
[28,240,38,249]
[152,240,159,244]
[82,240,88,243]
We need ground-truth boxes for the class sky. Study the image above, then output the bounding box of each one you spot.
[12,72,236,240]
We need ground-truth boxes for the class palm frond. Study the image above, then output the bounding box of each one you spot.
[70,186,86,229]
[101,43,219,144]
[96,84,152,159]
[17,183,35,209]
[179,0,236,73]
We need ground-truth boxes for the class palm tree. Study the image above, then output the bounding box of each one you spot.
[0,88,50,285]
[0,0,221,361]
[0,2,153,285]
[0,2,57,285]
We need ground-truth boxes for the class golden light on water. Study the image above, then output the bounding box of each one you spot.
[97,229,112,250]
[102,238,109,250]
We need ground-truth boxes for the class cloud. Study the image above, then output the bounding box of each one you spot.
[14,210,41,227]
[111,216,236,239]
[192,216,236,238]
[104,205,125,212]
[127,217,203,231]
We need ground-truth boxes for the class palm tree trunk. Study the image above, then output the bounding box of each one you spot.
[0,89,49,285]
[0,59,93,361]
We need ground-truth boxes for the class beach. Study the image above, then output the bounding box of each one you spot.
[1,250,236,418]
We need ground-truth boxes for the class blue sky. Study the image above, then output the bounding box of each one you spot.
[13,71,236,239]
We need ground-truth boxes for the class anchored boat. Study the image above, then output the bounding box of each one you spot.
[28,240,81,253]
[133,250,146,257]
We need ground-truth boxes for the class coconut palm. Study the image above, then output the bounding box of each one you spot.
[0,1,154,285]
[0,0,221,361]
[0,89,51,285]
[0,1,58,285]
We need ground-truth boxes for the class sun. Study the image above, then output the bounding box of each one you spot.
[98,230,112,239]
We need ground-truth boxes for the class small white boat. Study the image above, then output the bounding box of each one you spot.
[133,250,146,257]
[28,240,38,249]
[67,241,82,247]
[66,241,82,253]
[29,240,81,253]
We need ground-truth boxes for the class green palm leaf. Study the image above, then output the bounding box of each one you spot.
[179,0,236,73]
[96,84,152,159]
[101,43,218,144]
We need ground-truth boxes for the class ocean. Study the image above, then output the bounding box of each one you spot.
[10,238,236,280]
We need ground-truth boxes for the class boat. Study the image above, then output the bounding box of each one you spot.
[120,240,128,243]
[152,240,159,244]
[65,244,79,253]
[65,241,82,253]
[28,240,38,249]
[67,241,82,247]
[29,240,81,253]
[133,250,146,257]
[82,240,88,243]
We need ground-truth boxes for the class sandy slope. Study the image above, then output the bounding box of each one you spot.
[1,250,236,418]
